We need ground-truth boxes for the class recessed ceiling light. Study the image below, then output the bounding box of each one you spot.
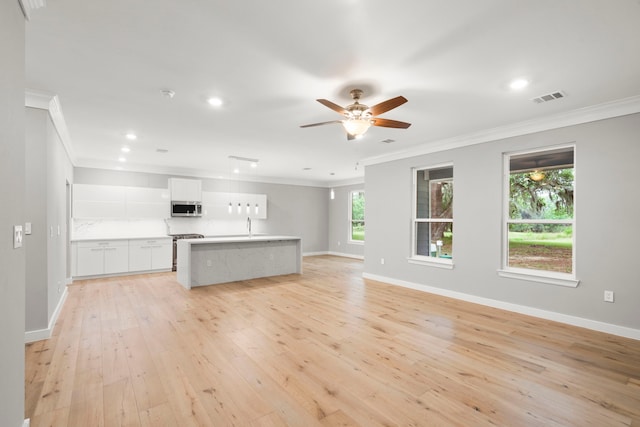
[509,78,529,90]
[118,157,126,162]
[250,162,258,168]
[303,167,312,171]
[207,97,223,107]
[121,146,130,153]
[233,167,240,174]
[125,133,137,140]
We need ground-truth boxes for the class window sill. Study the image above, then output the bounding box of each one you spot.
[348,240,364,246]
[497,269,579,288]
[408,257,454,270]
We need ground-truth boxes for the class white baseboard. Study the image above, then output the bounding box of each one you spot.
[303,251,365,260]
[303,251,329,257]
[25,285,69,343]
[363,272,640,341]
[328,251,364,260]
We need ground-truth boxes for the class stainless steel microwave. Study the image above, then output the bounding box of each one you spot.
[171,201,202,217]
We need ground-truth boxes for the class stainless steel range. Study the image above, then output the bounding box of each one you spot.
[170,234,204,271]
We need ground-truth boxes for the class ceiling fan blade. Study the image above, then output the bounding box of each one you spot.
[368,96,408,116]
[317,99,348,115]
[371,118,412,129]
[300,120,342,128]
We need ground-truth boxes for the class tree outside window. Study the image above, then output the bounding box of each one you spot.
[350,190,365,242]
[413,165,453,261]
[505,146,575,275]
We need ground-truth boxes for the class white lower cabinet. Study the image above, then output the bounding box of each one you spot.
[129,238,172,272]
[74,238,171,278]
[76,240,129,276]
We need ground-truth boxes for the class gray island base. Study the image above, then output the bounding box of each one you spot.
[176,235,302,289]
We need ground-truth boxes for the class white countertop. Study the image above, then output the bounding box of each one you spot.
[182,235,301,245]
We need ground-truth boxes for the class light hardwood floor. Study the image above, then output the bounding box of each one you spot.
[26,255,640,426]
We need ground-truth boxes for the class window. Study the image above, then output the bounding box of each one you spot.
[501,146,577,286]
[349,190,365,243]
[411,165,453,266]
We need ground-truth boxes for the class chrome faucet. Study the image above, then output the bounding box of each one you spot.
[247,216,252,238]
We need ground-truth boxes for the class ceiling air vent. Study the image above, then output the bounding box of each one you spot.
[19,0,46,20]
[531,91,566,104]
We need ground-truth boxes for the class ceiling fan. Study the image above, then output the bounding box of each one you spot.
[300,89,411,140]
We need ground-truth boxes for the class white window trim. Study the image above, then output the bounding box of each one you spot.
[409,162,454,266]
[408,256,454,269]
[497,268,579,287]
[348,190,364,245]
[500,144,578,286]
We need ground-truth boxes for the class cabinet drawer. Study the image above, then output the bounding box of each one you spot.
[77,240,128,248]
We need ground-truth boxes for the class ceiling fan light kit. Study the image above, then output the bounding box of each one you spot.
[342,119,371,137]
[529,170,545,181]
[301,88,411,140]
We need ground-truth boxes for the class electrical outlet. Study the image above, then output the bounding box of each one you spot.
[380,258,385,265]
[604,290,614,303]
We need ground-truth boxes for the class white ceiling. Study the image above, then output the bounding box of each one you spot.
[25,0,640,186]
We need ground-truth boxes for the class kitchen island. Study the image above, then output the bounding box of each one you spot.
[176,235,302,289]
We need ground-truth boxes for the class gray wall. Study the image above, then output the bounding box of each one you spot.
[25,107,74,332]
[74,168,330,253]
[25,108,48,330]
[328,183,365,258]
[365,113,640,330]
[0,1,26,426]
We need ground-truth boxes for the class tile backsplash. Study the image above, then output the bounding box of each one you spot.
[73,217,259,239]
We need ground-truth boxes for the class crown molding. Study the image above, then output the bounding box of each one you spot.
[25,89,360,188]
[73,158,349,189]
[25,89,77,164]
[361,95,640,167]
[328,177,365,187]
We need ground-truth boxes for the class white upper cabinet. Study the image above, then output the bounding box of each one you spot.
[125,187,170,218]
[169,178,202,202]
[73,184,126,218]
[73,184,170,219]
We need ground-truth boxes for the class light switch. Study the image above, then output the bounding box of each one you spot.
[14,225,23,248]
[25,222,32,235]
